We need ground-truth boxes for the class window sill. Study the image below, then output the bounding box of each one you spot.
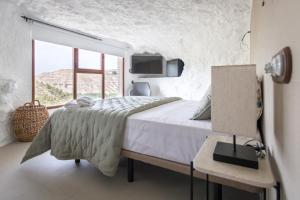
[47,105,64,109]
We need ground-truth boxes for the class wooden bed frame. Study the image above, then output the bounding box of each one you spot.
[120,149,263,193]
[74,148,263,199]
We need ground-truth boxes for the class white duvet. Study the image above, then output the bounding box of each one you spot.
[123,100,216,164]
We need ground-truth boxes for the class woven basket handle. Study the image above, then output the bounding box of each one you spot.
[23,100,41,107]
[23,102,33,107]
[34,100,41,106]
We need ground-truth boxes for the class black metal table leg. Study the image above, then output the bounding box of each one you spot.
[260,188,266,200]
[190,161,194,200]
[206,174,209,200]
[127,158,134,182]
[260,182,280,200]
[275,182,280,200]
[212,182,222,200]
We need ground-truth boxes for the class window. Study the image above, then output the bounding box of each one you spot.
[105,54,124,98]
[78,49,101,70]
[34,41,73,107]
[33,40,124,108]
[76,73,102,99]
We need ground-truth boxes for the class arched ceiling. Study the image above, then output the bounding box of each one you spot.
[11,0,250,54]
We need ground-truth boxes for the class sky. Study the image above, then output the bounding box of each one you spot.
[35,40,119,75]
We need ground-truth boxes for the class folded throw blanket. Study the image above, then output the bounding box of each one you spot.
[64,96,96,109]
[64,100,78,109]
[77,96,95,107]
[22,96,181,176]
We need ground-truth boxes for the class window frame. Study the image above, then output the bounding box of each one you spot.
[73,48,105,100]
[32,40,125,109]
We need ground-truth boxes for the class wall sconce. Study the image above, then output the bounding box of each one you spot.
[265,47,292,84]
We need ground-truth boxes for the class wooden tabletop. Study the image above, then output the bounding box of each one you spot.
[193,135,276,188]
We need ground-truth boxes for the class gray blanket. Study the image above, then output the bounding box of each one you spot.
[21,96,180,176]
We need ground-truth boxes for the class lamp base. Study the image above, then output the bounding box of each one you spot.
[213,142,258,169]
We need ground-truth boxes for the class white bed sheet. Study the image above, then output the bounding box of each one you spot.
[122,100,219,165]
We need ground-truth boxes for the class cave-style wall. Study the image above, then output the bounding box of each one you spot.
[11,0,251,99]
[0,1,32,146]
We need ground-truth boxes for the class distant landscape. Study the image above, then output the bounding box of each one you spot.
[36,69,120,106]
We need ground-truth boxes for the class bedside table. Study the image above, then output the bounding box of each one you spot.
[190,135,280,200]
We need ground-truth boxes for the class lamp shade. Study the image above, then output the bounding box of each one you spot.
[211,65,257,138]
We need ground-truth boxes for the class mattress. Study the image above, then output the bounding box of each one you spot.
[122,100,220,165]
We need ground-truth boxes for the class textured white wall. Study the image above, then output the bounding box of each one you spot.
[12,0,251,100]
[1,0,251,146]
[251,1,300,199]
[0,2,32,146]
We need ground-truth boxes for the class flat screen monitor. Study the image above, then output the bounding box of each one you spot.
[131,55,163,74]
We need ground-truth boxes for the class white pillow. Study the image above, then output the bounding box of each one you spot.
[191,80,262,121]
[191,86,211,120]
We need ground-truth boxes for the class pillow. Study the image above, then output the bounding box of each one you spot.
[191,86,211,120]
[191,80,262,121]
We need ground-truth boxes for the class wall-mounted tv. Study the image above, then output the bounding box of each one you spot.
[130,55,163,74]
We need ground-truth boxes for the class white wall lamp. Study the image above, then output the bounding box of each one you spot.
[265,47,292,84]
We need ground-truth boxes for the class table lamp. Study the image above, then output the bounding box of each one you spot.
[211,65,258,169]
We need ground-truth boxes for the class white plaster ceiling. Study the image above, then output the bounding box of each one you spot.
[11,0,250,54]
[8,0,251,99]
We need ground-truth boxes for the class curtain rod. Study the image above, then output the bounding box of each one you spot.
[21,16,102,41]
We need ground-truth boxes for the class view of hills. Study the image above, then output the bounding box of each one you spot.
[36,69,120,106]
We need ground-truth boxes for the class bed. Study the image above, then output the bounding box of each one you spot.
[123,99,215,165]
[121,100,262,192]
[22,96,262,193]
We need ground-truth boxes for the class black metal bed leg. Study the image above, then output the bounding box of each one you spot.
[75,159,80,164]
[128,158,134,182]
[190,161,194,200]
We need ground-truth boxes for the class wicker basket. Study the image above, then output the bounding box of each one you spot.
[13,100,49,142]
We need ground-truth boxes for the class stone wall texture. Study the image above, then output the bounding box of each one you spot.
[0,2,32,146]
[11,0,251,100]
